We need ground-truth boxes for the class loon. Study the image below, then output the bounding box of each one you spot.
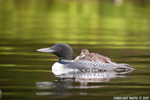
[37,43,133,75]
[75,49,111,63]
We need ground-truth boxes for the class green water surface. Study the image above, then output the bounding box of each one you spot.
[0,0,150,100]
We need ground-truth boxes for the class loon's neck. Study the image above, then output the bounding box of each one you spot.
[58,57,69,64]
[58,57,66,61]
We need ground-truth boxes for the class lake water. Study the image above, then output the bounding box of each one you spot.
[0,0,150,100]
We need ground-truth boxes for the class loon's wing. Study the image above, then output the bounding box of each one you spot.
[69,60,133,72]
[61,60,134,72]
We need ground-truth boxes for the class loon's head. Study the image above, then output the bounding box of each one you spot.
[37,43,74,61]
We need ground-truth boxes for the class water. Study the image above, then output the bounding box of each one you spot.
[0,0,150,100]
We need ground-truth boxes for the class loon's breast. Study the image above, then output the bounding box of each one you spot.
[52,62,67,75]
[52,61,80,75]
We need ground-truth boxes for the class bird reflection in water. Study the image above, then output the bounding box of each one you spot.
[36,68,133,98]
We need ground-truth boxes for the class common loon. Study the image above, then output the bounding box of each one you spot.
[37,43,133,75]
[75,49,111,63]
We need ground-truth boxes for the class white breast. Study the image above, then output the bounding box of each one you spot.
[52,62,67,75]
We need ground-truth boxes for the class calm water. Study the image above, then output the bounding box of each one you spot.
[0,0,150,100]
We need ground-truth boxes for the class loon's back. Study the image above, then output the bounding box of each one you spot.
[62,60,133,72]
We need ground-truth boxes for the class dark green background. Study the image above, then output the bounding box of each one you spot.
[0,0,150,100]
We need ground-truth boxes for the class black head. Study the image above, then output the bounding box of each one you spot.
[37,43,74,60]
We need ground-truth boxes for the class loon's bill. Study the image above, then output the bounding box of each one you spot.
[37,47,54,53]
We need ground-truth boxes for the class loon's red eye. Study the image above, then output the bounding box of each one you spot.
[58,47,61,50]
